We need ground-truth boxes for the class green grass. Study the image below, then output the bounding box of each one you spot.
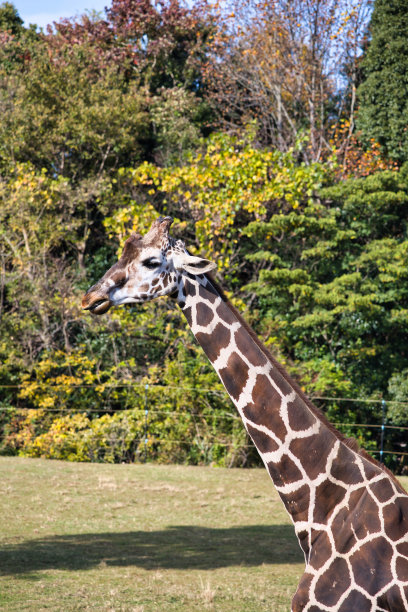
[1,458,406,612]
[0,458,303,611]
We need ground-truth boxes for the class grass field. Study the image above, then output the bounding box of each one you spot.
[0,459,407,612]
[0,457,304,611]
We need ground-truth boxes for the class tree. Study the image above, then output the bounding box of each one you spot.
[0,1,220,464]
[46,0,216,94]
[0,40,150,179]
[0,2,22,35]
[388,370,408,426]
[0,1,216,175]
[1,129,330,465]
[104,127,329,280]
[204,0,371,162]
[244,165,408,466]
[0,2,39,74]
[357,0,408,163]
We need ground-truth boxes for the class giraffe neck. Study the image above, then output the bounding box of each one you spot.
[177,273,393,557]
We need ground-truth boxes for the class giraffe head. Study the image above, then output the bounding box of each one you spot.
[82,216,216,315]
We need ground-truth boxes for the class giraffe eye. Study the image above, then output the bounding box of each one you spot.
[142,258,160,270]
[115,277,127,288]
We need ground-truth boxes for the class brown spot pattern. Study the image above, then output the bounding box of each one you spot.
[290,430,334,481]
[370,478,395,503]
[247,374,287,441]
[308,530,333,570]
[291,573,313,612]
[384,497,408,541]
[199,282,218,303]
[315,557,351,606]
[196,302,214,327]
[182,306,193,326]
[332,489,382,545]
[378,585,407,612]
[243,400,287,443]
[331,443,363,485]
[296,530,309,556]
[363,459,380,481]
[219,352,249,401]
[313,480,346,523]
[234,326,267,367]
[350,491,381,539]
[267,454,303,488]
[397,541,408,557]
[338,590,372,612]
[216,301,237,325]
[279,483,310,523]
[184,278,196,296]
[287,396,316,431]
[396,555,408,581]
[350,537,393,596]
[196,323,231,363]
[331,507,357,554]
[246,424,279,453]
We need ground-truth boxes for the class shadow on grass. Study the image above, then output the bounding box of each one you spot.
[0,525,303,576]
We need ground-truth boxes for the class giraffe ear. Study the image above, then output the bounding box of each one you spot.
[177,254,217,275]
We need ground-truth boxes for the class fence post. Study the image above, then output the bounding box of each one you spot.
[144,383,149,462]
[380,399,386,464]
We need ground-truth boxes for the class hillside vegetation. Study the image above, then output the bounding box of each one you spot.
[0,0,407,471]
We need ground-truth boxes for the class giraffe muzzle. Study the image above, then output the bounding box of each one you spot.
[88,299,111,315]
[82,293,112,315]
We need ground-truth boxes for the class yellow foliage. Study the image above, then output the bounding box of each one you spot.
[105,130,328,271]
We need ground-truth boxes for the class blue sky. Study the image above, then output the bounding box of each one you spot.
[16,0,109,30]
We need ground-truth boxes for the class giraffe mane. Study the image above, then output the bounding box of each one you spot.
[206,273,407,494]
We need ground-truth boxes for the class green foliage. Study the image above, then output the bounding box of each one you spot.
[0,2,23,34]
[388,370,408,425]
[247,168,408,387]
[4,304,250,466]
[0,163,118,361]
[244,166,408,466]
[150,87,204,166]
[0,4,39,74]
[0,1,215,175]
[0,1,407,471]
[0,43,149,178]
[106,128,329,282]
[21,412,142,463]
[357,0,408,162]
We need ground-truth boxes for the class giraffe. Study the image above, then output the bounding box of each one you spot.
[82,217,408,612]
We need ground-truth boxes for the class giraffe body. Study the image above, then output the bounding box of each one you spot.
[82,217,408,612]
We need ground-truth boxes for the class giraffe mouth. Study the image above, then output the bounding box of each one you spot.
[83,297,112,315]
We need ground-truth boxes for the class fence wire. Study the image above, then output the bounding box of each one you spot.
[0,383,407,460]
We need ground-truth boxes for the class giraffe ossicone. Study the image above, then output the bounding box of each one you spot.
[82,216,408,612]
